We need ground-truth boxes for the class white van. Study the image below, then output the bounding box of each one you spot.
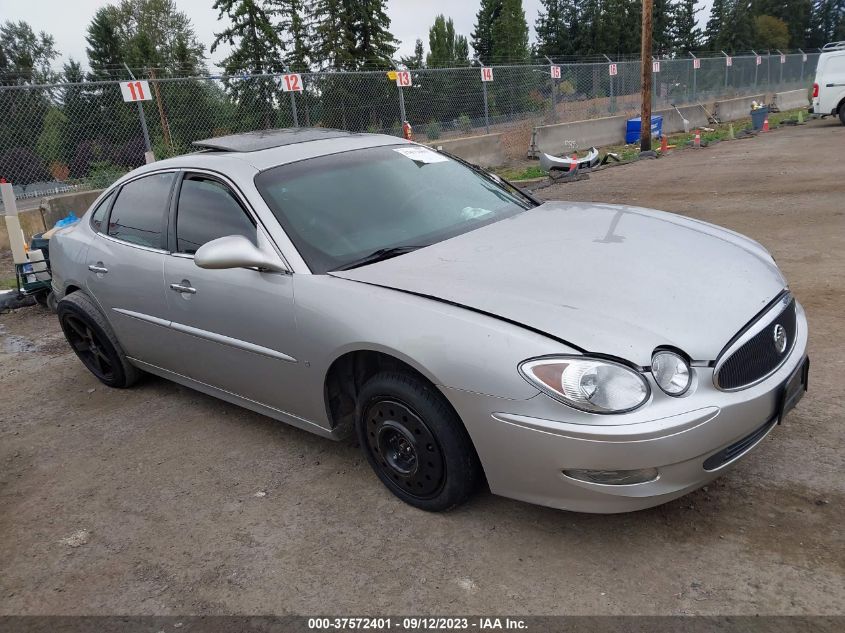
[812,41,845,125]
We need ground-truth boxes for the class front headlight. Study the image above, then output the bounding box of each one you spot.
[519,356,650,414]
[651,351,691,395]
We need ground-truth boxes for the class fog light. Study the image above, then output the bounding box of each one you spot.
[563,468,659,485]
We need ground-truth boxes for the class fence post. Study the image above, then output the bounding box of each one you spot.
[752,50,758,88]
[799,49,805,83]
[482,80,490,134]
[720,51,729,92]
[689,52,697,101]
[123,63,153,162]
[289,91,299,127]
[544,56,557,123]
[776,49,784,87]
[603,55,615,114]
[398,84,407,126]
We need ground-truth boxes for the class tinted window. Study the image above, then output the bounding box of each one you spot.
[255,146,533,273]
[108,173,174,249]
[90,191,115,233]
[175,176,256,254]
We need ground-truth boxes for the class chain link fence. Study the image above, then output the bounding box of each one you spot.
[0,52,818,200]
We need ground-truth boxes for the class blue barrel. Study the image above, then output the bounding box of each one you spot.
[751,106,769,130]
[625,115,664,144]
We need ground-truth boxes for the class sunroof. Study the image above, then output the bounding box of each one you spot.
[192,128,357,152]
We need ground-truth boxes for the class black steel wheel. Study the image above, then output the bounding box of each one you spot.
[364,399,446,499]
[356,372,482,511]
[57,292,141,388]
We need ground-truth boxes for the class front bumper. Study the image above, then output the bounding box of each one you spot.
[444,303,809,513]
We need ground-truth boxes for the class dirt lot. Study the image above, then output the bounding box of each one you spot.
[1,119,843,616]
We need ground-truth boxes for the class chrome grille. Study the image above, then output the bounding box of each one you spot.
[715,295,797,391]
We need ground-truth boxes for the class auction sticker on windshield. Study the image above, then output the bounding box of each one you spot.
[393,147,450,164]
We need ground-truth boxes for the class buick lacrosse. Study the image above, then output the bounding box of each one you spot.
[50,128,809,513]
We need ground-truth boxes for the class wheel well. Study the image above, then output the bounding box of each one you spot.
[64,285,81,296]
[324,351,437,431]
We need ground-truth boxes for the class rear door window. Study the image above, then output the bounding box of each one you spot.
[107,172,175,249]
[174,175,256,255]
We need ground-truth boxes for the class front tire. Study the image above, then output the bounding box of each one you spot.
[57,292,141,388]
[356,371,482,512]
[839,104,845,126]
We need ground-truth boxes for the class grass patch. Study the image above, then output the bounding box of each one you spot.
[0,276,17,290]
[496,165,547,181]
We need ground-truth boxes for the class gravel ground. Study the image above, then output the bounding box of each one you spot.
[1,118,843,616]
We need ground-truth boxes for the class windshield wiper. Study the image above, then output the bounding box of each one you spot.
[333,245,426,271]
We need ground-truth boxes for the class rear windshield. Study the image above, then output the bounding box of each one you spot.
[254,145,533,273]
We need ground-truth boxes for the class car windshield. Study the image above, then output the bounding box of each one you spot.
[254,144,535,273]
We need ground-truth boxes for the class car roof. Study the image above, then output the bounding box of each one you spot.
[132,128,413,176]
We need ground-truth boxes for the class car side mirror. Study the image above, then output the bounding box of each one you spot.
[194,235,288,273]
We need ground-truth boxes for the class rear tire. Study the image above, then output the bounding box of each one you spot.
[57,292,141,388]
[839,104,845,126]
[356,371,482,512]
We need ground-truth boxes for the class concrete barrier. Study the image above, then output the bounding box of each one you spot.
[1,188,103,251]
[429,133,505,168]
[39,189,102,229]
[654,104,710,134]
[533,114,630,155]
[714,94,765,122]
[773,89,809,111]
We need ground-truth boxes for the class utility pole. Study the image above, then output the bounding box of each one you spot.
[640,0,654,152]
[123,63,154,163]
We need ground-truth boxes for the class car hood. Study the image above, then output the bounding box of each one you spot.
[331,202,786,365]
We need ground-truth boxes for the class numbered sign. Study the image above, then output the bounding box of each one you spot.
[395,70,412,87]
[481,67,494,82]
[780,54,786,64]
[119,80,152,102]
[693,58,701,70]
[280,73,303,92]
[608,63,618,77]
[756,56,762,66]
[725,56,732,67]
[550,65,561,79]
[652,60,660,73]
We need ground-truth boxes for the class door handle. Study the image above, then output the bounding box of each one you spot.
[88,264,109,274]
[169,283,197,294]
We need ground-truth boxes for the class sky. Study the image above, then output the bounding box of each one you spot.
[0,0,712,73]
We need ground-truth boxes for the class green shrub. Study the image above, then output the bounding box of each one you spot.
[87,161,127,189]
[458,114,473,134]
[425,120,442,140]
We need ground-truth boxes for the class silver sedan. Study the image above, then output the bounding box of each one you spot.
[50,128,809,513]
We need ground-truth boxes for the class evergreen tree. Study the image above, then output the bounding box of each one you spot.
[455,35,470,65]
[491,0,530,62]
[310,0,356,70]
[471,0,500,62]
[705,0,730,48]
[535,0,568,58]
[212,0,286,129]
[653,0,675,53]
[400,38,425,69]
[670,0,702,52]
[808,0,845,46]
[427,15,462,67]
[349,0,399,69]
[282,0,310,72]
